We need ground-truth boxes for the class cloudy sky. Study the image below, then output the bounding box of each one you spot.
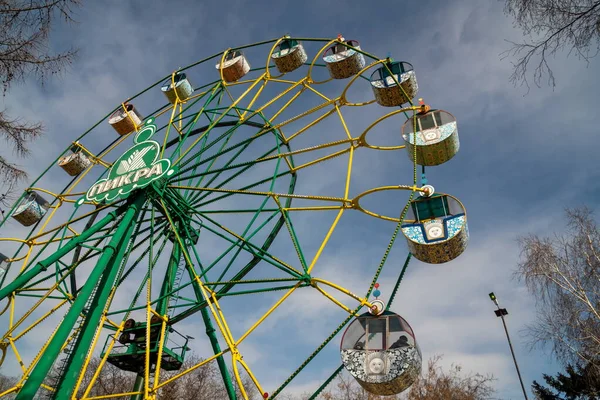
[1,0,599,399]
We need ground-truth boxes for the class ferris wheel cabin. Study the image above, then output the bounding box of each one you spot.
[272,38,308,73]
[402,110,460,166]
[58,144,92,176]
[102,316,190,373]
[108,103,144,136]
[340,311,422,396]
[370,61,418,107]
[0,253,10,278]
[323,38,366,79]
[161,72,194,104]
[216,50,251,83]
[401,193,468,264]
[11,191,50,227]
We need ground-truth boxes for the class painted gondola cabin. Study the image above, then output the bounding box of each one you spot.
[402,109,460,166]
[58,144,91,176]
[108,103,143,136]
[272,38,307,74]
[0,253,9,278]
[11,191,50,227]
[370,61,418,107]
[161,72,194,104]
[401,192,468,264]
[216,50,250,83]
[322,38,366,79]
[341,311,422,396]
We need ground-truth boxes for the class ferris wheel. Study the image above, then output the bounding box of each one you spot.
[0,35,468,399]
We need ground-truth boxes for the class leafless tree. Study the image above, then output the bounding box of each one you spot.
[0,0,80,205]
[502,0,600,90]
[405,355,495,400]
[0,370,17,399]
[305,355,495,400]
[515,207,600,373]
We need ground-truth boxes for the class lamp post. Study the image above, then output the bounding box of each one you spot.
[489,292,529,400]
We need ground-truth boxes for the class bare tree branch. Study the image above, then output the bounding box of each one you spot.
[0,0,80,200]
[515,207,600,372]
[502,0,600,91]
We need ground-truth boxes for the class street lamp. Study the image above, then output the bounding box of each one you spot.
[489,292,529,400]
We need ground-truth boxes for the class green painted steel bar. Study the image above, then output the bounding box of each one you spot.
[271,196,415,399]
[193,170,292,208]
[52,195,145,399]
[308,364,344,400]
[157,243,181,315]
[201,307,237,400]
[306,254,414,400]
[0,205,126,301]
[178,248,237,400]
[129,374,145,400]
[15,195,145,399]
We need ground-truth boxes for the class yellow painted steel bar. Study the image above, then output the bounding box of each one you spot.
[343,144,355,200]
[268,97,337,140]
[284,205,346,212]
[238,357,266,397]
[351,184,431,223]
[168,185,348,204]
[290,147,352,173]
[284,107,337,143]
[71,314,109,399]
[80,323,125,399]
[210,292,236,350]
[267,86,305,128]
[86,391,143,400]
[313,284,354,314]
[335,104,353,141]
[12,298,69,341]
[0,238,28,244]
[9,339,26,373]
[144,236,153,398]
[222,85,244,119]
[240,76,268,121]
[63,133,132,196]
[15,246,34,276]
[70,141,111,169]
[0,386,18,398]
[311,277,374,308]
[263,36,287,80]
[232,360,249,400]
[173,73,266,165]
[6,257,79,337]
[268,77,300,84]
[159,99,180,158]
[303,83,331,102]
[156,349,230,389]
[33,235,78,245]
[73,281,123,398]
[236,283,301,345]
[306,208,345,275]
[158,200,238,356]
[255,137,354,163]
[24,201,119,242]
[358,105,427,151]
[253,77,306,117]
[151,317,169,392]
[306,39,338,84]
[339,59,386,106]
[0,296,10,316]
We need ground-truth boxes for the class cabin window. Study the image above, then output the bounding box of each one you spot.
[366,318,388,350]
[418,113,437,131]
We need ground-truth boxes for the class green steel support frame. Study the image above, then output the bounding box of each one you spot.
[16,194,146,399]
